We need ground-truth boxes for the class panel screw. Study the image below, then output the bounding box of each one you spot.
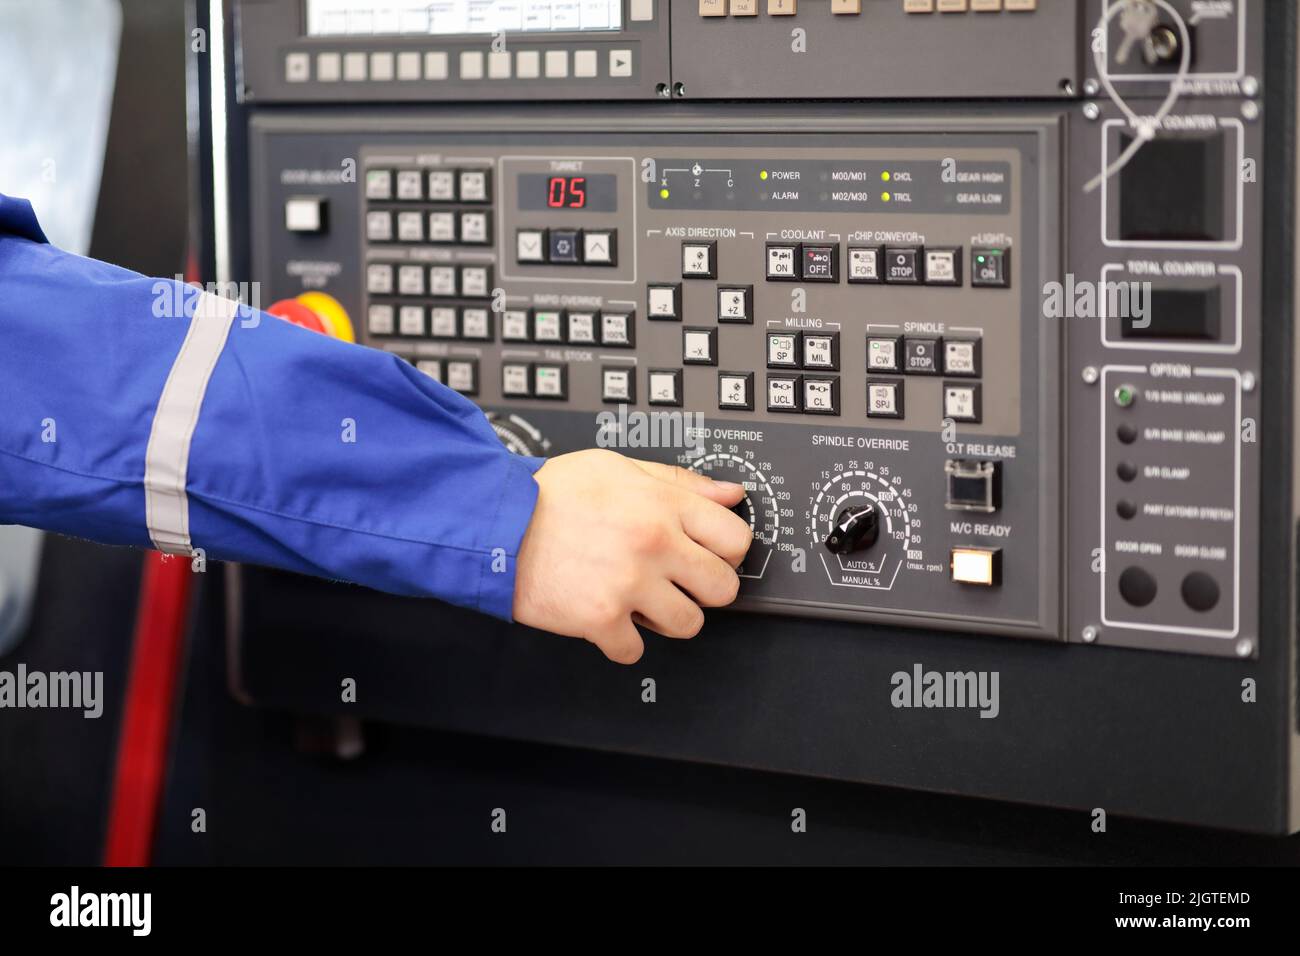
[1235,638,1254,658]
[1241,371,1256,393]
[1081,366,1099,385]
[1242,101,1259,122]
[1083,79,1100,97]
[672,81,686,98]
[655,82,670,98]
[1083,102,1101,121]
[1082,626,1099,644]
[1241,76,1259,98]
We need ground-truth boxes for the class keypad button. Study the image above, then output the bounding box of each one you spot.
[683,327,718,365]
[943,382,982,422]
[602,367,636,403]
[566,311,598,344]
[365,170,393,200]
[459,211,491,245]
[718,372,755,411]
[285,52,310,82]
[682,241,718,279]
[884,246,922,284]
[395,170,423,201]
[647,284,682,320]
[583,230,617,266]
[801,245,839,283]
[848,245,883,283]
[398,305,425,336]
[445,359,479,395]
[943,338,982,376]
[802,377,840,415]
[460,307,492,340]
[397,264,426,296]
[428,211,457,243]
[366,264,393,294]
[367,304,395,335]
[516,228,547,263]
[867,379,905,418]
[459,265,492,299]
[396,211,424,242]
[766,375,802,412]
[904,336,941,374]
[501,309,531,342]
[533,364,568,400]
[600,311,635,347]
[429,306,458,339]
[532,309,565,343]
[458,169,492,203]
[648,368,683,406]
[924,247,963,286]
[802,333,840,370]
[284,197,324,234]
[429,265,458,297]
[867,335,903,373]
[765,243,799,281]
[366,211,393,242]
[766,331,801,368]
[971,248,1011,288]
[415,359,442,382]
[427,170,457,201]
[502,363,532,397]
[717,285,753,323]
[549,229,582,264]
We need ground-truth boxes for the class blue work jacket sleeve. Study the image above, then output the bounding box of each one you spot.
[0,194,541,621]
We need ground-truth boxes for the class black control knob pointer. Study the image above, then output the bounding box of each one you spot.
[824,505,879,555]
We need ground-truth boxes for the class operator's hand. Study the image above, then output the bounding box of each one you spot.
[512,449,753,664]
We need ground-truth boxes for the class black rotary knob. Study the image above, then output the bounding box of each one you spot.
[823,504,879,555]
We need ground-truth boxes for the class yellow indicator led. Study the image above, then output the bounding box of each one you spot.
[760,170,769,181]
[881,192,891,202]
[659,188,670,199]
[881,171,891,182]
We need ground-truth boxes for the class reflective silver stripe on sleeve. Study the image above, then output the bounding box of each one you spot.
[143,290,240,554]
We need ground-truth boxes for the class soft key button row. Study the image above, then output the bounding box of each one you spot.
[765,375,841,415]
[366,209,490,245]
[368,304,494,342]
[501,362,569,400]
[515,228,617,266]
[866,335,981,376]
[364,168,491,204]
[499,308,635,347]
[411,357,479,396]
[365,263,493,299]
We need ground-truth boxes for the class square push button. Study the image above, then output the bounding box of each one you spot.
[549,230,582,263]
[367,304,395,336]
[459,211,491,245]
[717,286,753,323]
[445,359,479,395]
[566,311,598,344]
[285,197,327,233]
[943,382,983,422]
[682,241,717,279]
[458,169,492,203]
[365,170,393,201]
[801,245,839,283]
[429,265,458,297]
[397,264,426,296]
[602,367,636,403]
[600,311,635,347]
[427,169,457,201]
[766,331,801,368]
[583,230,617,266]
[460,307,492,340]
[429,306,458,339]
[365,211,393,242]
[766,243,799,281]
[718,372,755,411]
[398,305,424,336]
[848,245,883,283]
[802,333,839,371]
[501,309,531,342]
[884,246,922,284]
[415,359,442,382]
[533,364,568,400]
[502,363,532,397]
[924,247,962,286]
[951,547,1001,587]
[516,228,547,263]
[766,375,802,413]
[648,369,683,406]
[802,377,840,415]
[904,337,941,375]
[532,310,565,343]
[395,211,424,242]
[459,265,492,298]
[867,379,905,419]
[395,170,423,200]
[428,211,457,243]
[867,335,903,373]
[365,264,393,294]
[943,338,981,376]
[971,248,1010,288]
[683,327,718,365]
[647,284,682,320]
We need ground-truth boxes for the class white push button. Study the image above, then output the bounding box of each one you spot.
[574,50,598,78]
[285,52,310,83]
[951,548,1001,586]
[867,379,904,418]
[602,367,635,403]
[365,211,393,242]
[609,49,634,77]
[428,211,457,243]
[461,307,491,340]
[365,169,392,200]
[370,52,394,81]
[427,170,456,201]
[430,307,458,338]
[803,378,839,415]
[398,305,424,336]
[415,359,442,382]
[545,50,569,78]
[367,304,395,335]
[766,375,801,412]
[284,197,325,233]
[566,311,597,344]
[366,264,393,294]
[766,244,798,280]
[460,211,490,244]
[533,310,564,343]
[429,266,458,297]
[446,359,478,395]
[533,365,567,399]
[424,51,449,80]
[396,170,423,200]
[516,50,541,79]
[502,363,531,397]
[943,382,982,422]
[600,312,635,347]
[460,265,491,298]
[682,241,716,278]
[647,284,680,320]
[343,51,367,81]
[718,372,754,410]
[397,264,425,296]
[766,331,800,368]
[459,51,484,80]
[396,210,424,242]
[502,310,531,342]
[458,169,491,203]
[583,230,616,265]
[648,369,683,406]
[316,52,341,82]
[517,229,547,263]
[683,327,717,365]
[487,51,512,79]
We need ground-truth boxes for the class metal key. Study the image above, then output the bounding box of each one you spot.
[1115,0,1159,66]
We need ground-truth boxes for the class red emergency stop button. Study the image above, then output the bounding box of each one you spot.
[266,292,356,343]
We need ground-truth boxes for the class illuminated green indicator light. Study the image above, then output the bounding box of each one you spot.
[881,192,891,202]
[976,255,987,264]
[760,170,769,181]
[1114,384,1137,408]
[881,171,891,182]
[659,188,670,199]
